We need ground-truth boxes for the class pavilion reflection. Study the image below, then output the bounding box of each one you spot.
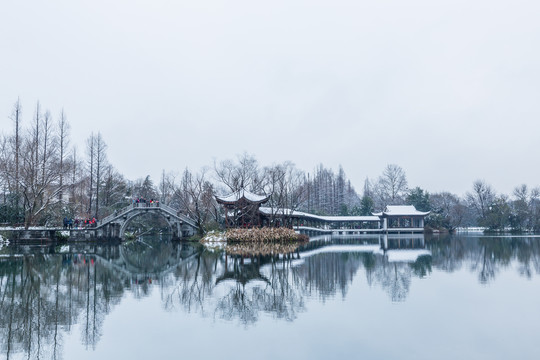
[2,234,540,359]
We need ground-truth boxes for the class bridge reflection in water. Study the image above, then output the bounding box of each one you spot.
[2,234,540,359]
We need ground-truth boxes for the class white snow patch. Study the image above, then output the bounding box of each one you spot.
[0,234,9,250]
[0,226,54,230]
[201,231,226,242]
[455,227,486,232]
[201,231,227,250]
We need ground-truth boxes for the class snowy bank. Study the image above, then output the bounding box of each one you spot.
[0,234,9,250]
[200,231,226,250]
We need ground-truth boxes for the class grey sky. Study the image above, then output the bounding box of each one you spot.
[1,0,539,196]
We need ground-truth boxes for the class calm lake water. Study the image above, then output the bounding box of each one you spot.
[1,233,540,360]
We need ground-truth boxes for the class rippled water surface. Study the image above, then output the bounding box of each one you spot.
[1,234,540,359]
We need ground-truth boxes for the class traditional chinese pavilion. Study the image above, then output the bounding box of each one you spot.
[373,205,430,233]
[215,189,270,228]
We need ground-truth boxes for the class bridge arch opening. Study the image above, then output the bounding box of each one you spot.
[97,203,197,239]
[119,211,176,240]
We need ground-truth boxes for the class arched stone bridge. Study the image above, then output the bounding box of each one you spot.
[95,203,198,239]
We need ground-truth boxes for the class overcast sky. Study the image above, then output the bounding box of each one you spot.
[1,0,539,196]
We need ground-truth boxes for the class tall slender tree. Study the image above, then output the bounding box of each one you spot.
[57,109,70,203]
[11,98,22,208]
[94,133,107,218]
[86,134,95,215]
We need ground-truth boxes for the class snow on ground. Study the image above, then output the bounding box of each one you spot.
[0,226,54,230]
[455,227,486,232]
[201,231,226,242]
[200,231,226,250]
[0,234,9,250]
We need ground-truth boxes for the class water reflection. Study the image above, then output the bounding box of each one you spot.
[1,234,540,359]
[428,235,540,283]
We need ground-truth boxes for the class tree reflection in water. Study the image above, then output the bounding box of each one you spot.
[0,247,124,359]
[1,234,540,358]
[215,244,306,323]
[427,234,540,284]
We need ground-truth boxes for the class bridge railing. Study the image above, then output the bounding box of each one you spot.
[158,203,176,215]
[99,202,166,226]
[159,203,198,228]
[98,204,135,226]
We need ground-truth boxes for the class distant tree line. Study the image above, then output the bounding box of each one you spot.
[1,99,540,233]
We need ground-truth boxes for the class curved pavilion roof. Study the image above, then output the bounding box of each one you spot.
[215,189,270,205]
[372,205,430,217]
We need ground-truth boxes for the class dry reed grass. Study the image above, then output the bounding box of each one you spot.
[225,227,308,243]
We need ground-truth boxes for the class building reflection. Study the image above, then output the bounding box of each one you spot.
[1,234,540,358]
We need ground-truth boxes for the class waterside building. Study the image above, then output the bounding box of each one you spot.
[215,190,429,234]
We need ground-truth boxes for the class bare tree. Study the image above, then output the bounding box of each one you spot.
[261,162,306,225]
[514,184,529,203]
[0,101,79,226]
[429,192,466,230]
[0,136,11,204]
[178,168,217,234]
[214,152,261,193]
[94,133,107,218]
[85,132,107,218]
[10,98,22,208]
[466,180,495,226]
[40,110,57,187]
[159,170,178,206]
[15,103,62,227]
[101,165,128,211]
[57,110,70,203]
[374,164,408,209]
[86,134,95,215]
[299,164,360,215]
[512,184,540,231]
[68,146,87,217]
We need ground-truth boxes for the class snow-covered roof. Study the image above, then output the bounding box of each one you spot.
[215,189,270,204]
[372,205,430,217]
[259,207,380,222]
